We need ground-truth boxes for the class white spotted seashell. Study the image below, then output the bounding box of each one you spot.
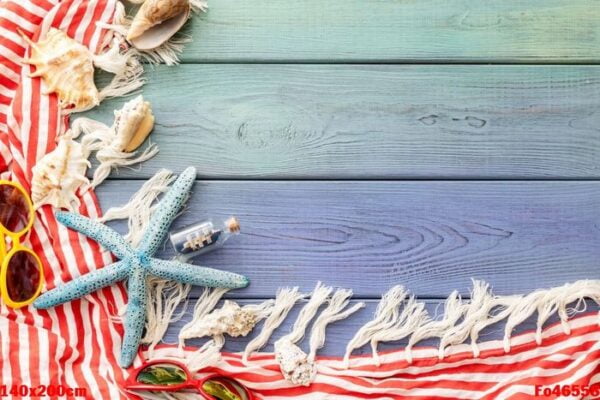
[113,95,155,152]
[31,138,91,211]
[181,301,258,340]
[22,28,99,112]
[127,0,191,50]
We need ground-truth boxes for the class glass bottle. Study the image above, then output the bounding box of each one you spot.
[169,216,240,260]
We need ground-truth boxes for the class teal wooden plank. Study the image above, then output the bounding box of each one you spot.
[96,180,600,299]
[85,65,600,180]
[171,0,600,62]
[162,299,593,356]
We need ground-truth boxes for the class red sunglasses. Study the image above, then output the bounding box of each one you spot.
[124,359,254,400]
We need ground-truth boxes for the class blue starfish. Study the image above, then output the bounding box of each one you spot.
[33,167,249,367]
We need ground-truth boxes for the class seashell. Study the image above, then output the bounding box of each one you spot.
[113,95,155,152]
[127,0,191,50]
[31,138,91,211]
[22,29,99,112]
[274,338,317,387]
[187,300,258,339]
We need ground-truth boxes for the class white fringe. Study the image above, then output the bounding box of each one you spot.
[100,169,175,245]
[243,287,304,363]
[369,295,427,366]
[405,291,465,363]
[178,287,230,348]
[343,285,407,367]
[342,279,600,369]
[282,282,332,345]
[308,289,364,362]
[142,276,191,358]
[92,144,158,187]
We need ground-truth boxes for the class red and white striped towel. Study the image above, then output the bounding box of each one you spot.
[1,1,600,399]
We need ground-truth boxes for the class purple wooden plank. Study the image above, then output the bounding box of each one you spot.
[96,180,600,299]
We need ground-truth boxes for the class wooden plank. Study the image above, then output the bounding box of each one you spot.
[171,0,600,62]
[162,299,593,356]
[96,180,600,299]
[86,65,600,180]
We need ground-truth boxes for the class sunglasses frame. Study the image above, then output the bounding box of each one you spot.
[125,359,254,400]
[0,180,44,308]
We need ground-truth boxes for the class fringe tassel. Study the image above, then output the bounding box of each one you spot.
[369,295,427,366]
[100,169,175,245]
[308,289,364,362]
[343,285,407,367]
[283,282,332,345]
[405,291,465,363]
[243,287,304,363]
[142,276,191,358]
[178,287,230,348]
[342,279,600,369]
[92,144,158,187]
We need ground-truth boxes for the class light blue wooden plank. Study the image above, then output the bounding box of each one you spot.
[162,299,596,356]
[85,65,600,180]
[96,180,600,299]
[172,0,600,62]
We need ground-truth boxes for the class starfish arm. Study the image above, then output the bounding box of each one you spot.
[149,259,249,289]
[120,262,147,367]
[33,260,129,309]
[138,167,196,256]
[56,211,134,259]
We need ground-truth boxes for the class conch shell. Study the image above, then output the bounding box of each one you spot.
[31,138,91,211]
[22,28,99,112]
[127,0,191,50]
[113,95,155,152]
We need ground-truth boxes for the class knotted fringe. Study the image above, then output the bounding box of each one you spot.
[405,290,465,363]
[142,277,191,357]
[243,287,305,363]
[369,294,427,366]
[178,287,230,348]
[281,282,332,345]
[343,285,407,367]
[343,279,600,368]
[94,40,145,106]
[100,169,175,245]
[308,289,364,361]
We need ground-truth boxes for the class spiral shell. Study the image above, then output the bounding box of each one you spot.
[127,0,190,42]
[22,29,99,112]
[113,95,155,152]
[31,138,91,211]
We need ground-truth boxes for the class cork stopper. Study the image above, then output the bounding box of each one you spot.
[225,217,240,233]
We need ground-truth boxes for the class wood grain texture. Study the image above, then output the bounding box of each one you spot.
[162,299,593,355]
[172,0,600,62]
[86,65,600,180]
[96,180,600,299]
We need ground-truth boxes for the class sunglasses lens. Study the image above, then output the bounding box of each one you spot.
[136,364,188,386]
[203,377,249,400]
[0,184,31,234]
[6,250,41,303]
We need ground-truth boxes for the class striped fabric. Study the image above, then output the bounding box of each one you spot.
[1,1,600,399]
[0,0,129,398]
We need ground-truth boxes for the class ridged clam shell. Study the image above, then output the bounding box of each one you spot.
[127,0,190,42]
[113,95,155,152]
[22,28,99,112]
[31,138,91,211]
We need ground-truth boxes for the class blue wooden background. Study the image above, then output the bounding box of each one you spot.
[88,0,600,357]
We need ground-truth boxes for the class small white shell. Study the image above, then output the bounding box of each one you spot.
[31,138,91,211]
[22,28,99,112]
[113,95,155,152]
